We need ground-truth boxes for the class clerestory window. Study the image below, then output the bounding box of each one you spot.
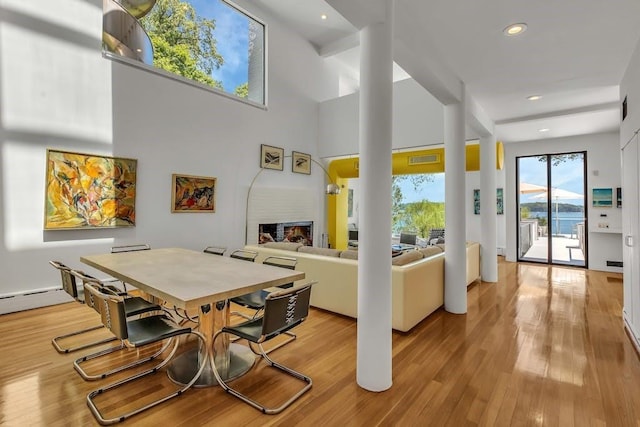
[102,0,266,106]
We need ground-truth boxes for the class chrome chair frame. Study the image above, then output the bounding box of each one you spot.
[211,282,315,415]
[84,284,207,425]
[71,270,164,381]
[49,261,117,354]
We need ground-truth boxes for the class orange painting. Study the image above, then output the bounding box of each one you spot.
[171,174,216,213]
[44,149,137,229]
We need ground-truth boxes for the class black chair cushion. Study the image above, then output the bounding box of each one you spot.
[230,290,269,310]
[123,297,161,317]
[223,318,263,343]
[127,315,192,347]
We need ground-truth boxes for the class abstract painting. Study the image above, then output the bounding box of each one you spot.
[44,149,137,230]
[172,174,216,212]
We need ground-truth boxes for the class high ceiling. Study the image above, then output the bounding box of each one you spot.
[252,0,640,143]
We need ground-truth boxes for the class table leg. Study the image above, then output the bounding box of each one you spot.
[167,300,256,387]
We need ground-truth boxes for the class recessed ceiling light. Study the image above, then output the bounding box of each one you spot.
[321,14,327,20]
[527,95,541,101]
[136,48,142,53]
[503,23,527,36]
[539,128,550,132]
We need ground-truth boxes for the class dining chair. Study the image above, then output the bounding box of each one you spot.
[109,244,152,292]
[71,270,166,381]
[84,283,208,425]
[229,249,259,262]
[203,245,227,256]
[231,256,299,354]
[210,281,315,414]
[111,243,151,253]
[49,261,117,354]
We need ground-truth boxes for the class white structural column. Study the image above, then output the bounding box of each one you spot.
[357,0,394,392]
[480,134,498,282]
[444,93,467,314]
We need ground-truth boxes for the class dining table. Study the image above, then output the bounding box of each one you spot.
[81,247,305,387]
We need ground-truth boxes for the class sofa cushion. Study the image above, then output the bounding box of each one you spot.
[339,250,359,260]
[419,246,443,258]
[391,250,423,266]
[261,242,303,251]
[298,246,342,257]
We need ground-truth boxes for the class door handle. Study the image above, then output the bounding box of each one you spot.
[625,235,634,247]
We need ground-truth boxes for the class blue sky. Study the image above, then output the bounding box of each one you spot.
[399,173,446,203]
[518,155,584,205]
[188,0,249,93]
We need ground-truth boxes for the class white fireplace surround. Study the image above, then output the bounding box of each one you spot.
[246,187,321,245]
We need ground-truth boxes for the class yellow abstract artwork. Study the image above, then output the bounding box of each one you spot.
[44,149,137,229]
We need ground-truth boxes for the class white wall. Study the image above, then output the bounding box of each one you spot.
[318,78,446,157]
[504,132,622,272]
[0,0,331,303]
[466,168,506,253]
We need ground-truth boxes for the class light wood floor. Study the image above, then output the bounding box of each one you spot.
[1,259,639,426]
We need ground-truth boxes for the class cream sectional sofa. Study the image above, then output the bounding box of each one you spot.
[244,242,480,332]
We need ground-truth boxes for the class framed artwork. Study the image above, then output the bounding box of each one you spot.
[473,189,480,215]
[617,187,622,208]
[171,174,216,213]
[260,144,284,170]
[44,149,137,230]
[592,187,613,207]
[292,151,311,174]
[473,188,504,215]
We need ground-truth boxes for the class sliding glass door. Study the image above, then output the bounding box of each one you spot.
[517,152,587,267]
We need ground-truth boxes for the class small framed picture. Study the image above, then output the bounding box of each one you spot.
[171,174,216,213]
[292,151,311,175]
[260,144,284,170]
[473,189,480,215]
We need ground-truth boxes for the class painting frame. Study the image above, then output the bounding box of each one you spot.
[292,151,311,175]
[171,174,216,213]
[592,187,613,207]
[260,144,284,171]
[44,149,137,230]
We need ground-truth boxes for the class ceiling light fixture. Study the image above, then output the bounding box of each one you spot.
[503,23,527,36]
[321,14,327,20]
[539,128,550,132]
[527,95,541,101]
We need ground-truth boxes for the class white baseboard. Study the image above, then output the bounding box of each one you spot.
[623,311,640,356]
[0,288,72,315]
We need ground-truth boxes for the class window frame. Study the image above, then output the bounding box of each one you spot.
[102,0,268,109]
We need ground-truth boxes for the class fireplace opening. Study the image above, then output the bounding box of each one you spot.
[259,221,313,246]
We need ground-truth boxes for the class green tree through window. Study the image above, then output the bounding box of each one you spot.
[141,0,224,89]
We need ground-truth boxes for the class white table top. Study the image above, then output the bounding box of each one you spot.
[81,248,305,310]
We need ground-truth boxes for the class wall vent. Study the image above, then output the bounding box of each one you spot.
[408,154,440,165]
[606,260,623,267]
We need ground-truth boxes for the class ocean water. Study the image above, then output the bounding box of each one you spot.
[529,211,585,235]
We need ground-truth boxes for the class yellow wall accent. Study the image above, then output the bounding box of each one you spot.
[326,142,504,249]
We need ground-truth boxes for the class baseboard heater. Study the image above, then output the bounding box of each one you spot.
[0,287,72,315]
[606,260,623,267]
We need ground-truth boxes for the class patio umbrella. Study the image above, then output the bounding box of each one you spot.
[519,182,547,194]
[531,187,583,235]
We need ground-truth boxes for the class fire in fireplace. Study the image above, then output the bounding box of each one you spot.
[259,221,313,246]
